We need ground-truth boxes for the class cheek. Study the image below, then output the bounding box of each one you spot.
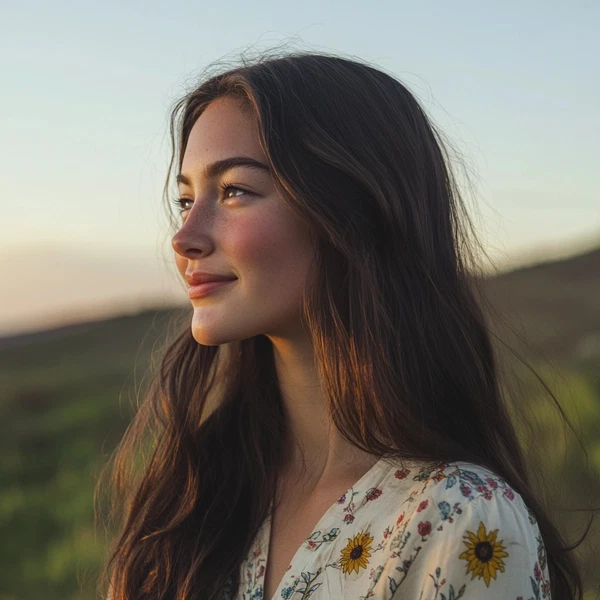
[227,214,312,280]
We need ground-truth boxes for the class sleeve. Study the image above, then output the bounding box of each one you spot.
[374,490,552,600]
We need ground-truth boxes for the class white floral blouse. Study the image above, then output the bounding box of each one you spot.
[229,458,552,599]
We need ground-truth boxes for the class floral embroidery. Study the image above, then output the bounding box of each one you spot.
[366,487,383,501]
[503,488,515,501]
[416,499,429,512]
[486,477,499,490]
[305,527,340,551]
[340,531,374,574]
[280,568,323,599]
[417,521,432,537]
[460,483,472,498]
[394,466,410,479]
[523,541,552,599]
[458,520,509,587]
[429,567,467,600]
[231,460,552,600]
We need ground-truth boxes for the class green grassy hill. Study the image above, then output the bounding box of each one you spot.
[0,309,178,600]
[1,247,599,600]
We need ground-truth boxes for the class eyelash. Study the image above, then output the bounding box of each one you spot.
[171,182,251,213]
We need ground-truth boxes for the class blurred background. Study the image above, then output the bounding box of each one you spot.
[1,1,599,598]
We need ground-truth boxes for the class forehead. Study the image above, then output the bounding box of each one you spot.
[182,96,264,168]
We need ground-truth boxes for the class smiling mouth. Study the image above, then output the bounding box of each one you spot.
[188,279,236,299]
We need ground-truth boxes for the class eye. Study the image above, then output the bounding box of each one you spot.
[171,197,192,213]
[171,183,252,215]
[219,183,250,199]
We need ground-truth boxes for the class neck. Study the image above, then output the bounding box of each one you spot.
[267,333,378,493]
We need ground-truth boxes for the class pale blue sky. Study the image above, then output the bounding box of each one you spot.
[1,0,599,333]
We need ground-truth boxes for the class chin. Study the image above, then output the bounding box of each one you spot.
[189,317,250,346]
[188,309,273,347]
[190,327,231,347]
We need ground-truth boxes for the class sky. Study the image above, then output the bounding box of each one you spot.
[1,0,599,336]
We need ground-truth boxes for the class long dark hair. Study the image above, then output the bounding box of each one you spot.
[98,50,594,600]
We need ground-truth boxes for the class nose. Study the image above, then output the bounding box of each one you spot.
[171,215,214,259]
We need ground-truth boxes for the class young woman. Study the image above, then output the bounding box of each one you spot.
[102,51,588,599]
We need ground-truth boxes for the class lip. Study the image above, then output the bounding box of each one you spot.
[188,279,236,299]
[185,271,237,286]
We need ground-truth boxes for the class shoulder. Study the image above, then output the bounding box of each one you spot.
[392,459,542,537]
[401,459,529,505]
[366,460,551,598]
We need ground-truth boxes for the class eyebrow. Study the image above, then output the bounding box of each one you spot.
[176,156,271,186]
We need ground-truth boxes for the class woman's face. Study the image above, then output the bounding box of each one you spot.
[171,96,315,346]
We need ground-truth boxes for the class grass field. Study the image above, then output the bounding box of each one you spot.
[0,310,174,600]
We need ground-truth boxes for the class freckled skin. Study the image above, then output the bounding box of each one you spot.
[171,96,316,346]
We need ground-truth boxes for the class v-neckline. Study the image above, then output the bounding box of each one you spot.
[260,455,392,600]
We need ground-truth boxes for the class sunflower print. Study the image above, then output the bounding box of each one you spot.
[459,520,509,586]
[232,460,551,600]
[339,531,374,574]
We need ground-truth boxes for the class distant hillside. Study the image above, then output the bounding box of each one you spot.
[481,245,600,368]
[0,243,187,337]
[3,245,598,365]
[0,306,177,352]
